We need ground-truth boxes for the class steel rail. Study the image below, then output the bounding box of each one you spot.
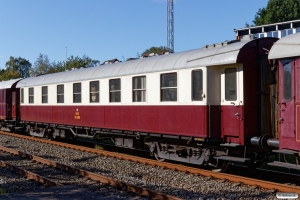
[0,144,181,200]
[1,131,300,193]
[0,160,61,187]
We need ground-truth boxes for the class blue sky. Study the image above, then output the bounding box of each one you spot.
[0,0,269,69]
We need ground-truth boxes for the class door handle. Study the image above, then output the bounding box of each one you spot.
[234,113,243,121]
[279,118,284,121]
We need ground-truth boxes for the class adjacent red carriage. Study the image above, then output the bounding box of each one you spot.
[268,32,300,170]
[0,78,21,132]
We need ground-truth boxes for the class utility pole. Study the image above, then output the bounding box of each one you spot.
[167,0,174,53]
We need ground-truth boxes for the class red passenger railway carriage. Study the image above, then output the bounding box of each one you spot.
[268,32,300,170]
[16,37,278,168]
[0,78,21,132]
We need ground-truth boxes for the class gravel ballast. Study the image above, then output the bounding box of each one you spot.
[0,134,279,199]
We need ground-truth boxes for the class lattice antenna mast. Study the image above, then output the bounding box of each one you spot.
[167,0,174,53]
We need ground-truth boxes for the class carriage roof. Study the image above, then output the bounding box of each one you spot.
[17,39,255,88]
[269,32,300,60]
[0,78,22,89]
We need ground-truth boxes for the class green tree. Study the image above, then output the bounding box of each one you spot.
[5,56,32,78]
[30,54,100,76]
[252,0,300,26]
[30,54,52,76]
[0,69,21,81]
[51,55,100,72]
[65,55,100,70]
[139,46,173,57]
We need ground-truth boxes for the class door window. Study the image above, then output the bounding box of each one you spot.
[281,60,293,101]
[192,70,203,101]
[225,68,237,101]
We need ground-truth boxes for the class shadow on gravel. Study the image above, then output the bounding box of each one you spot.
[4,146,18,149]
[78,165,112,174]
[0,185,107,200]
[155,186,276,199]
[72,155,99,162]
[39,155,60,160]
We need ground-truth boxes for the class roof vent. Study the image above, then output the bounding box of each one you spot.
[126,58,137,61]
[102,58,121,65]
[140,51,170,58]
[240,35,254,41]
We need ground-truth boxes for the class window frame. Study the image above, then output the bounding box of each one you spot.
[29,87,34,104]
[282,59,293,102]
[73,83,81,103]
[224,68,237,101]
[192,69,203,101]
[42,86,48,103]
[57,84,64,103]
[90,81,100,103]
[132,76,146,102]
[109,78,121,103]
[160,72,177,102]
[21,88,24,103]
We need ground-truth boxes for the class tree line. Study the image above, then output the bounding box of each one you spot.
[0,46,171,81]
[0,54,100,81]
[3,0,299,81]
[247,0,300,26]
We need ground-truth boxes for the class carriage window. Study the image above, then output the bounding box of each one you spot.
[192,70,203,101]
[73,83,81,103]
[225,68,237,101]
[133,76,146,102]
[282,60,293,101]
[42,86,48,103]
[57,85,64,103]
[90,81,99,103]
[161,72,177,101]
[29,88,34,103]
[21,88,24,103]
[109,79,121,102]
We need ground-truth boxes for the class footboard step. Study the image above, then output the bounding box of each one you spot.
[268,161,300,170]
[214,156,251,163]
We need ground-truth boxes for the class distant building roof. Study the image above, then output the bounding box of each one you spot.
[234,19,300,40]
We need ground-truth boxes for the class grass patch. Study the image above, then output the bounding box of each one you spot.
[95,144,105,150]
[0,188,5,194]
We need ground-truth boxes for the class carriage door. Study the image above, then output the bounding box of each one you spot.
[221,65,243,144]
[278,59,296,149]
[296,59,300,148]
[12,92,16,119]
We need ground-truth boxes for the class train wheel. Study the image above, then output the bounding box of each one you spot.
[46,131,56,140]
[211,160,229,172]
[154,153,165,162]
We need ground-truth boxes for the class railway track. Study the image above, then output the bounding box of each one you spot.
[0,131,299,198]
[0,140,181,200]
